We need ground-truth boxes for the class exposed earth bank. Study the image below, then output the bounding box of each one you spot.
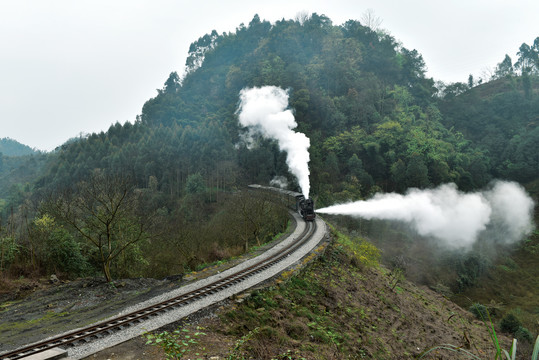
[90,234,514,359]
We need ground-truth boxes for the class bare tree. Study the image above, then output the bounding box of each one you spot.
[480,66,496,82]
[295,11,310,25]
[361,9,383,32]
[46,170,158,282]
[228,191,287,251]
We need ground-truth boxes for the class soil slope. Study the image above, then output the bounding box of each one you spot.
[90,229,512,359]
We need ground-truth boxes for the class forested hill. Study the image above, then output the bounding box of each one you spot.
[1,15,537,354]
[19,14,539,207]
[0,138,36,157]
[0,11,537,317]
[0,138,46,207]
[438,75,539,184]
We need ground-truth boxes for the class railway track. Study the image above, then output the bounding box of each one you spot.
[1,216,321,360]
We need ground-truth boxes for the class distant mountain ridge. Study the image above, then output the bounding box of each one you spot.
[0,137,37,156]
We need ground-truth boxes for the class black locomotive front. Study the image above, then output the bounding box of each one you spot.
[296,195,316,221]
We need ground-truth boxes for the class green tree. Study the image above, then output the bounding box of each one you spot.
[347,154,373,192]
[45,228,87,277]
[324,152,340,183]
[0,236,18,272]
[347,154,363,178]
[162,72,180,94]
[515,39,539,74]
[428,159,451,186]
[468,74,474,88]
[494,54,514,78]
[522,70,532,99]
[185,173,206,195]
[406,154,429,188]
[390,159,407,192]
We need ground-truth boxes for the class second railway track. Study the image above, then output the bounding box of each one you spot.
[1,213,327,360]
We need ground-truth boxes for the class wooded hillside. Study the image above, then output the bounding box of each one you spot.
[1,13,537,295]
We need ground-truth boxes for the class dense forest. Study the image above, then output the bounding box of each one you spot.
[0,13,538,345]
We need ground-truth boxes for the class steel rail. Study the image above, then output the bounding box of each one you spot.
[0,219,317,360]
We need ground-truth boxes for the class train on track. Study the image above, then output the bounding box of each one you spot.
[248,184,316,221]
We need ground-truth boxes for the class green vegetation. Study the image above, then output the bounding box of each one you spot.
[143,225,505,359]
[143,325,207,359]
[0,12,537,357]
[218,230,383,358]
[1,15,537,282]
[422,304,539,360]
[0,138,36,157]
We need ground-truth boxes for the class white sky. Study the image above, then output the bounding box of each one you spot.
[1,0,538,151]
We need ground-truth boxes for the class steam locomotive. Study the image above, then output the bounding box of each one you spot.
[248,184,316,221]
[296,196,316,221]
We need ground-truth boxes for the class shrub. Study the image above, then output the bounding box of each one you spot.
[500,314,522,334]
[143,325,206,359]
[455,253,490,291]
[45,229,88,277]
[514,326,534,343]
[469,303,488,320]
[0,236,19,272]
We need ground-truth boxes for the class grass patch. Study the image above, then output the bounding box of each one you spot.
[0,310,70,333]
[329,224,380,268]
[206,223,391,358]
[174,220,505,359]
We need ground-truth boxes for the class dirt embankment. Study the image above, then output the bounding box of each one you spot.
[0,230,293,355]
[0,276,181,353]
[0,228,513,359]
[86,237,514,360]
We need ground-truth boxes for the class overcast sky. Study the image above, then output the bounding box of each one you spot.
[1,0,538,151]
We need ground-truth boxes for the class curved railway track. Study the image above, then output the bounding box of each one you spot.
[1,216,322,360]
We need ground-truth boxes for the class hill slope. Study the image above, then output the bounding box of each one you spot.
[34,13,493,204]
[1,13,537,359]
[438,75,539,183]
[0,138,36,156]
[101,228,511,359]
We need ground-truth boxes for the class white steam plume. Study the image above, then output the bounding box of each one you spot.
[317,181,534,248]
[237,86,310,198]
[270,176,288,189]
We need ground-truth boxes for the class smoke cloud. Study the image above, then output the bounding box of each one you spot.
[237,86,310,198]
[317,181,535,248]
[270,176,288,189]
